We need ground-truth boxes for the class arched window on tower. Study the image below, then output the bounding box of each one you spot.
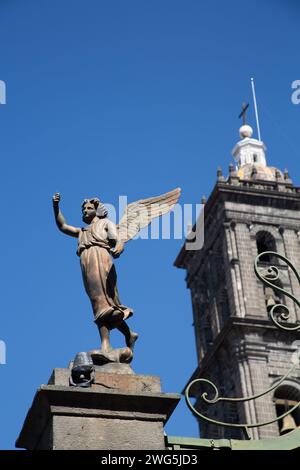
[256,231,277,263]
[273,384,300,435]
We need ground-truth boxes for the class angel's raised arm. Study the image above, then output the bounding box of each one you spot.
[52,193,80,238]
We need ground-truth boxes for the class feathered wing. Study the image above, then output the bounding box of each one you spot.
[117,187,181,242]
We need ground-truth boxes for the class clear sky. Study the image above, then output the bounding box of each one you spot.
[0,0,299,450]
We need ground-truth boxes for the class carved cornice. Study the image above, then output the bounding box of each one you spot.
[174,182,300,270]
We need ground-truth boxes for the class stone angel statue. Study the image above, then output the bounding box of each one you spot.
[52,188,181,363]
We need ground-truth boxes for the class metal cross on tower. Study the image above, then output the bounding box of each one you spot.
[238,102,249,125]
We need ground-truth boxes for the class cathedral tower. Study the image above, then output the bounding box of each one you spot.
[175,121,300,439]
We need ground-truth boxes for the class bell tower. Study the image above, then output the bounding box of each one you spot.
[175,120,300,439]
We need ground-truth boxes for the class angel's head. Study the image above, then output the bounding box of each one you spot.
[81,198,108,223]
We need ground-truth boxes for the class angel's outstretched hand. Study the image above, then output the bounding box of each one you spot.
[110,241,124,259]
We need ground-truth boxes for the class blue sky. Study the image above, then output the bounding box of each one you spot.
[0,0,299,449]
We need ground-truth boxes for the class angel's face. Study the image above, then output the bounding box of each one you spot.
[82,203,96,224]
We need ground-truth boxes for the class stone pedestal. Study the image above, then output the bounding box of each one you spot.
[16,365,180,450]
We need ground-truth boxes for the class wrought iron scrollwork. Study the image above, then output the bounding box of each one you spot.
[254,251,300,331]
[185,251,300,439]
[185,363,299,440]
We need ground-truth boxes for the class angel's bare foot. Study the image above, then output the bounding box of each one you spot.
[126,331,139,351]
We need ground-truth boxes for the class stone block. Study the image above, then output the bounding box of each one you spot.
[16,368,180,450]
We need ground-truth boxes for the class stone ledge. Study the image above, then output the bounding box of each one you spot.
[50,405,167,421]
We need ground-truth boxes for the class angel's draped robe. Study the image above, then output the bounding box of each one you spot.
[77,217,133,325]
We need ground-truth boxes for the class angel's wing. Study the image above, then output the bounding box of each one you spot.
[118,187,181,242]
